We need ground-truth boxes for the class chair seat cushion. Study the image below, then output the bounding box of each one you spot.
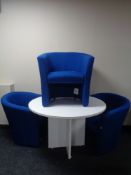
[48,71,84,84]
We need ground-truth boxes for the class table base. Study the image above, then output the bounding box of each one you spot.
[66,119,72,159]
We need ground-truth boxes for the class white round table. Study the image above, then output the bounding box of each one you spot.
[29,97,106,159]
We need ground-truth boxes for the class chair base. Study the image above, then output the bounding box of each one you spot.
[42,83,90,107]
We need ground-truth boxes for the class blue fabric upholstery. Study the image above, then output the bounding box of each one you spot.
[1,92,47,147]
[85,93,130,155]
[48,71,83,84]
[37,52,94,106]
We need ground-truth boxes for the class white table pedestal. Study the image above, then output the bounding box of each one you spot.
[66,119,72,159]
[48,118,85,148]
[48,118,85,159]
[29,97,106,159]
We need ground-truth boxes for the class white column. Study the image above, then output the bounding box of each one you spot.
[48,118,85,148]
[66,119,72,159]
[48,118,67,148]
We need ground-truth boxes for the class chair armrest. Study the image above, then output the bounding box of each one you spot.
[37,54,51,105]
[37,54,51,90]
[107,103,130,118]
[103,103,130,129]
[37,54,51,77]
[81,56,94,77]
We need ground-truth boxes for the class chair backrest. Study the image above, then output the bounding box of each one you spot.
[1,92,40,109]
[38,52,94,73]
[92,93,130,112]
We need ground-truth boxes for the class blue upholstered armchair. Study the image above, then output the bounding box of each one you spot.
[37,52,94,106]
[85,93,130,155]
[1,92,47,147]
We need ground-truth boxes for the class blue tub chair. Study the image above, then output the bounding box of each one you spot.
[1,92,47,147]
[37,52,94,106]
[85,93,130,155]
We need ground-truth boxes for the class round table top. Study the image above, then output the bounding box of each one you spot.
[28,97,106,119]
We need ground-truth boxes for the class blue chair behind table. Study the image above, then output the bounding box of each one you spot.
[85,93,130,155]
[37,52,94,107]
[1,92,47,147]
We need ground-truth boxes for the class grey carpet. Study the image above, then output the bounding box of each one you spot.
[0,126,131,175]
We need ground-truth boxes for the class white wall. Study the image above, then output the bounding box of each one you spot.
[0,0,131,124]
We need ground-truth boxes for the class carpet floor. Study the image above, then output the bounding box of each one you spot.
[0,126,131,175]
